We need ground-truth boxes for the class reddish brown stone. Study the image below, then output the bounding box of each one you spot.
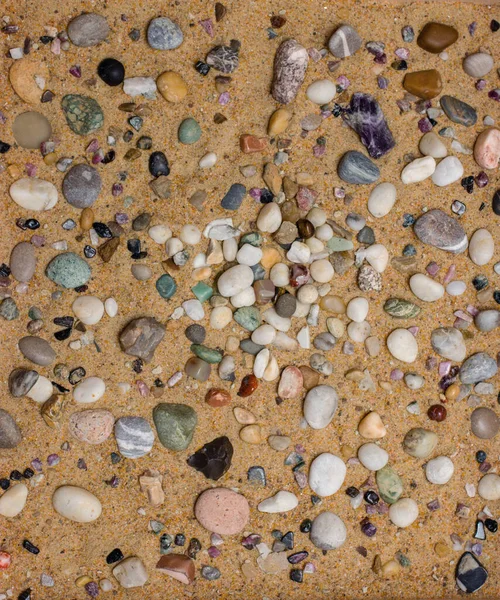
[237,374,258,397]
[205,388,231,407]
[156,554,195,584]
[403,70,442,100]
[417,22,458,54]
[240,134,267,153]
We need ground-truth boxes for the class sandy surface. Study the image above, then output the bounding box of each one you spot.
[0,0,499,598]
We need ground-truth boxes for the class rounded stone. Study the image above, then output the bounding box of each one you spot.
[275,294,296,318]
[97,58,125,86]
[178,118,201,144]
[73,377,106,404]
[469,229,494,266]
[401,156,436,184]
[303,385,338,430]
[10,242,36,283]
[195,488,250,534]
[460,352,498,384]
[403,69,442,100]
[403,428,438,458]
[475,310,500,333]
[419,132,447,158]
[376,466,403,504]
[463,53,494,78]
[308,453,346,497]
[310,512,347,550]
[387,329,418,363]
[115,416,155,458]
[306,79,336,104]
[367,182,397,218]
[417,22,458,53]
[52,485,102,522]
[272,39,309,104]
[431,327,466,362]
[358,442,389,471]
[18,336,56,366]
[46,252,91,289]
[431,156,464,187]
[63,164,102,208]
[69,410,114,444]
[389,498,418,528]
[9,60,49,104]
[9,177,58,212]
[478,474,500,501]
[0,483,28,517]
[157,71,187,102]
[0,409,22,449]
[474,128,500,170]
[414,209,468,254]
[147,17,183,50]
[217,265,254,297]
[12,111,52,149]
[26,375,52,403]
[72,296,105,325]
[358,412,387,439]
[470,407,499,439]
[338,151,380,185]
[328,24,362,58]
[409,273,444,302]
[67,13,110,47]
[61,94,104,136]
[153,403,197,451]
[8,368,39,397]
[425,456,454,484]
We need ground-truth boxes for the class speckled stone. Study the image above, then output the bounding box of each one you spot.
[383,298,420,319]
[115,416,155,458]
[45,252,91,288]
[0,409,22,448]
[413,209,468,254]
[69,410,114,445]
[119,317,166,362]
[61,94,104,136]
[206,45,239,73]
[153,403,197,451]
[338,151,380,184]
[63,164,102,209]
[147,17,183,50]
[272,39,309,104]
[67,13,110,47]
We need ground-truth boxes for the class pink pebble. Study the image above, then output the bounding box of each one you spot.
[278,366,303,399]
[473,128,500,169]
[194,488,250,535]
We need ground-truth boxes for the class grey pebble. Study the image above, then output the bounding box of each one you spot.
[221,184,246,210]
[328,24,362,58]
[357,226,375,245]
[18,336,56,366]
[313,332,336,351]
[275,293,296,318]
[413,209,468,254]
[338,151,380,184]
[119,317,166,362]
[460,352,498,384]
[201,565,221,581]
[0,298,19,321]
[10,242,36,283]
[310,353,333,376]
[240,338,265,355]
[440,95,477,127]
[475,310,500,333]
[67,13,110,47]
[185,324,206,344]
[9,368,39,397]
[147,17,183,50]
[62,164,102,209]
[247,465,267,486]
[115,417,154,458]
[132,213,152,231]
[0,409,22,449]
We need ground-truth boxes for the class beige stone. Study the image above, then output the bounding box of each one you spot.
[9,60,49,104]
[358,412,387,439]
[157,71,187,103]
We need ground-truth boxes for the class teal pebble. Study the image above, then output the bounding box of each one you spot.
[191,282,213,303]
[234,306,261,331]
[156,274,177,299]
[190,344,223,364]
[239,232,263,247]
[178,117,201,144]
[45,252,91,288]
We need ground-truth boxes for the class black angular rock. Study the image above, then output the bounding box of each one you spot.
[187,436,233,480]
[493,189,500,216]
[342,93,395,159]
[456,552,488,593]
[149,152,170,177]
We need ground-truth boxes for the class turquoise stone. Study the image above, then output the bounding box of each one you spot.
[239,232,263,247]
[327,237,354,251]
[190,344,223,364]
[45,252,91,288]
[192,282,213,302]
[234,306,261,331]
[178,117,201,144]
[156,274,177,299]
[61,94,104,135]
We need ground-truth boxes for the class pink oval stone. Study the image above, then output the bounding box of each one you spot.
[474,128,500,170]
[194,488,249,534]
[278,366,303,399]
[68,409,114,444]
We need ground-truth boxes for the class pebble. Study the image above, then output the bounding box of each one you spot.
[358,443,388,471]
[123,77,157,97]
[195,488,249,534]
[268,108,291,136]
[413,209,467,254]
[157,71,187,103]
[409,273,444,302]
[306,79,336,104]
[475,310,500,332]
[61,94,104,136]
[376,466,403,504]
[469,228,494,266]
[425,456,454,484]
[112,557,148,589]
[218,264,254,297]
[67,13,109,46]
[403,428,438,458]
[272,39,309,104]
[9,60,49,104]
[338,151,380,184]
[367,182,396,218]
[0,483,28,517]
[403,69,442,100]
[72,296,104,325]
[478,474,500,501]
[358,412,387,439]
[446,281,466,296]
[178,118,201,144]
[463,53,494,78]
[115,417,155,458]
[257,490,298,513]
[27,375,53,403]
[10,242,36,283]
[206,45,239,73]
[308,453,346,497]
[156,554,195,585]
[431,327,466,361]
[62,164,102,209]
[303,385,338,429]
[328,24,362,58]
[153,403,197,451]
[310,512,347,550]
[431,156,464,187]
[45,252,91,288]
[389,498,418,528]
[417,22,458,53]
[69,410,114,445]
[470,407,499,439]
[73,377,106,403]
[98,58,125,86]
[401,156,436,183]
[456,552,488,594]
[419,132,447,158]
[199,152,217,169]
[147,17,183,50]
[384,298,420,319]
[0,409,22,449]
[13,111,52,149]
[9,177,58,212]
[52,485,102,522]
[440,95,477,127]
[18,336,55,366]
[387,328,418,363]
[9,368,39,397]
[257,202,282,233]
[221,184,246,210]
[474,128,500,170]
[119,317,165,362]
[460,352,498,384]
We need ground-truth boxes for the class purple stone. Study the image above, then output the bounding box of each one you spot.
[475,172,488,188]
[199,19,214,37]
[427,499,440,511]
[360,520,377,537]
[476,79,486,91]
[85,581,99,597]
[69,65,81,78]
[218,91,230,105]
[47,453,60,466]
[337,75,350,90]
[288,551,309,564]
[377,76,389,89]
[242,534,261,549]
[395,47,410,59]
[418,117,433,133]
[374,53,387,64]
[342,93,395,158]
[31,458,43,472]
[468,21,477,36]
[488,89,500,101]
[112,183,123,196]
[365,41,385,56]
[208,545,221,558]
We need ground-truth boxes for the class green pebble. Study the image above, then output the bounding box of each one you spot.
[45,252,91,289]
[239,232,263,247]
[61,94,104,136]
[375,465,403,505]
[0,298,19,321]
[383,298,421,319]
[156,274,177,299]
[234,306,261,331]
[191,282,213,303]
[178,117,201,144]
[327,237,354,252]
[28,306,42,320]
[153,403,197,451]
[190,344,223,364]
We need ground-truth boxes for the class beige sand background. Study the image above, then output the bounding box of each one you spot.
[0,0,499,598]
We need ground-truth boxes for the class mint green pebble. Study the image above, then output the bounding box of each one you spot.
[45,252,91,288]
[191,282,213,303]
[190,344,223,364]
[327,236,354,252]
[156,274,177,299]
[234,306,261,332]
[178,117,201,144]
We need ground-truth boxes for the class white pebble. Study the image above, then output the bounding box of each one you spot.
[123,76,157,97]
[303,384,338,429]
[315,224,333,241]
[257,490,298,513]
[431,156,464,187]
[52,485,102,522]
[404,373,424,390]
[256,202,282,233]
[297,284,318,304]
[401,156,436,184]
[0,483,28,517]
[231,286,256,308]
[419,132,447,158]
[72,296,104,326]
[199,152,217,169]
[306,79,336,104]
[364,243,388,273]
[270,263,290,287]
[446,281,466,296]
[182,299,204,321]
[469,228,494,266]
[305,237,324,253]
[307,207,326,226]
[387,328,418,363]
[253,348,270,378]
[425,456,454,485]
[358,443,389,471]
[308,453,346,497]
[222,237,238,262]
[217,264,254,297]
[236,244,263,266]
[287,241,310,263]
[210,306,232,329]
[478,474,500,500]
[26,375,53,403]
[294,301,310,318]
[180,224,201,245]
[149,224,171,244]
[104,297,118,317]
[409,273,444,302]
[10,177,58,211]
[73,377,106,404]
[297,325,310,348]
[347,320,371,343]
[263,355,279,381]
[272,331,298,350]
[262,308,291,332]
[309,259,334,283]
[166,237,183,257]
[367,182,397,218]
[346,297,369,323]
[252,324,276,345]
[389,498,419,528]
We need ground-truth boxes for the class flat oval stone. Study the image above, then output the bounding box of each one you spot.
[303,384,338,429]
[147,17,183,50]
[419,132,447,158]
[389,497,418,528]
[440,95,477,127]
[9,60,49,104]
[63,164,102,208]
[67,13,109,47]
[376,465,403,504]
[358,443,389,471]
[387,329,418,363]
[431,327,466,362]
[115,416,155,458]
[401,156,436,183]
[178,118,201,144]
[52,485,102,522]
[475,310,500,332]
[417,22,458,53]
[403,69,442,100]
[195,488,249,534]
[278,366,303,399]
[478,474,500,501]
[69,409,114,444]
[328,24,362,58]
[469,229,494,266]
[310,511,346,550]
[460,352,498,384]
[272,39,308,104]
[338,151,380,185]
[46,252,91,288]
[410,273,444,302]
[12,111,51,149]
[474,128,500,170]
[61,94,104,135]
[73,377,105,404]
[413,209,467,254]
[308,453,346,497]
[470,407,499,440]
[403,427,438,458]
[0,483,28,517]
[9,368,38,397]
[0,409,22,449]
[367,182,397,218]
[153,403,197,451]
[384,298,420,319]
[10,242,36,283]
[18,336,56,366]
[463,53,494,78]
[9,177,58,212]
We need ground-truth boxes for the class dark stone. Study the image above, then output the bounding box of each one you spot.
[93,222,112,238]
[460,352,498,384]
[338,151,380,184]
[185,324,206,344]
[132,213,152,231]
[97,58,125,86]
[106,548,124,564]
[275,293,296,318]
[357,226,375,245]
[8,369,39,397]
[119,317,166,362]
[342,93,395,159]
[63,164,102,209]
[492,189,500,216]
[456,552,488,593]
[187,436,233,480]
[149,152,170,177]
[272,39,308,104]
[413,209,468,254]
[221,183,246,210]
[206,45,239,73]
[0,411,22,449]
[240,338,264,355]
[440,95,477,127]
[247,465,266,486]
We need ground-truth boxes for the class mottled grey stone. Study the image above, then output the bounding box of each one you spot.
[414,209,468,254]
[63,164,102,209]
[272,39,309,104]
[460,352,498,384]
[18,336,56,366]
[115,417,154,458]
[0,409,22,448]
[153,403,197,451]
[338,151,380,184]
[147,17,183,50]
[67,13,110,47]
[119,317,166,363]
[328,24,362,58]
[9,368,39,397]
[440,95,477,127]
[221,184,246,210]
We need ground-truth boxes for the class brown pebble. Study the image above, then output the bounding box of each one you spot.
[80,208,94,230]
[237,374,258,397]
[417,22,458,53]
[403,69,442,100]
[428,404,447,422]
[299,365,319,390]
[240,134,267,153]
[215,2,227,22]
[205,388,231,407]
[98,237,120,262]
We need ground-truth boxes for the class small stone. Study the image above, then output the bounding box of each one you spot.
[12,111,51,149]
[268,108,292,136]
[303,385,338,429]
[440,95,477,127]
[8,369,39,397]
[115,417,154,458]
[401,156,436,183]
[272,39,308,104]
[0,409,22,449]
[456,552,488,594]
[310,512,346,550]
[384,298,420,319]
[275,294,297,318]
[119,317,165,362]
[368,182,397,218]
[147,17,183,50]
[426,456,454,484]
[63,164,102,209]
[357,265,382,292]
[475,310,500,332]
[178,118,201,144]
[9,60,49,105]
[52,485,102,522]
[187,436,233,480]
[69,410,114,444]
[460,353,497,384]
[403,70,442,100]
[388,498,418,528]
[463,53,494,78]
[308,453,346,497]
[18,336,56,366]
[123,77,157,98]
[205,388,231,407]
[469,229,494,266]
[417,22,458,53]
[403,428,438,458]
[240,134,267,153]
[470,408,499,439]
[306,79,336,104]
[431,327,466,361]
[61,95,104,135]
[338,151,380,184]
[112,557,148,589]
[258,490,298,513]
[268,435,291,451]
[195,488,249,534]
[474,128,500,170]
[156,554,195,585]
[156,274,177,299]
[10,242,36,282]
[153,403,197,451]
[97,58,125,86]
[157,71,187,103]
[328,24,362,58]
[221,183,246,210]
[376,466,403,504]
[206,45,239,73]
[67,13,109,47]
[431,156,464,187]
[185,357,211,382]
[0,483,28,517]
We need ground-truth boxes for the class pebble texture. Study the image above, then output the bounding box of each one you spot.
[62,164,102,208]
[413,209,468,254]
[115,417,155,458]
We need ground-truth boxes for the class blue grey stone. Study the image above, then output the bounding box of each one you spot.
[221,183,246,210]
[337,151,380,184]
[440,95,477,127]
[147,17,183,50]
[63,164,102,208]
[460,352,498,384]
[115,417,154,458]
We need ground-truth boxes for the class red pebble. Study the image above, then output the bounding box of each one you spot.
[237,374,258,397]
[0,552,11,569]
[428,404,447,422]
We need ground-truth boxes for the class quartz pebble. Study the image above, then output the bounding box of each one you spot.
[113,557,148,589]
[431,156,463,187]
[328,24,362,58]
[358,443,388,471]
[419,132,447,158]
[308,453,346,497]
[387,329,418,363]
[13,111,52,149]
[358,412,387,439]
[52,485,102,522]
[431,327,466,362]
[425,456,454,484]
[72,296,104,325]
[403,428,438,458]
[389,498,418,528]
[477,474,500,501]
[468,229,494,266]
[306,79,336,104]
[367,183,396,218]
[303,385,338,429]
[409,273,444,302]
[0,483,28,517]
[156,554,195,585]
[474,128,500,170]
[310,512,346,550]
[401,156,436,183]
[10,178,58,212]
[257,490,298,513]
[73,377,105,404]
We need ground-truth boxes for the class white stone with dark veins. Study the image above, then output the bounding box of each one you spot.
[272,39,309,104]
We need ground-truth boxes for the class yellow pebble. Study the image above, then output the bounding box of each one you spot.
[80,207,94,231]
[43,153,58,166]
[445,383,460,401]
[267,108,291,136]
[225,336,239,352]
[233,407,256,425]
[75,575,92,587]
[340,445,353,460]
[157,71,188,103]
[7,164,22,177]
[192,267,212,281]
[239,424,262,444]
[296,172,314,186]
[381,559,400,578]
[260,246,281,269]
[434,541,450,558]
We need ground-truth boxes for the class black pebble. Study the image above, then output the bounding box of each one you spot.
[149,152,170,177]
[23,468,34,479]
[106,548,124,564]
[185,323,206,344]
[300,519,312,533]
[485,518,498,533]
[84,245,96,259]
[93,222,113,238]
[260,188,274,204]
[491,19,500,32]
[102,150,116,164]
[18,589,32,600]
[127,239,141,254]
[22,539,39,554]
[0,141,11,154]
[53,316,74,327]
[187,537,201,558]
[10,470,22,480]
[54,328,72,341]
[281,531,294,549]
[24,219,40,230]
[290,569,303,583]
[195,61,210,75]
[174,533,186,546]
[364,490,379,505]
[357,226,375,245]
[0,478,10,490]
[492,189,500,216]
[97,58,125,86]
[69,367,86,385]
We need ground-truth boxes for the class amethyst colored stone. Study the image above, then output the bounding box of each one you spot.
[272,39,309,104]
[342,93,395,158]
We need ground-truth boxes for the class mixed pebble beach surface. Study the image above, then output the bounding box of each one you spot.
[0,0,499,598]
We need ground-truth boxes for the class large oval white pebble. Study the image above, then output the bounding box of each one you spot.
[308,453,346,497]
[72,296,105,325]
[425,456,454,485]
[431,156,464,187]
[217,264,254,297]
[52,485,102,522]
[0,483,28,517]
[306,79,336,104]
[73,377,106,404]
[389,497,419,528]
[358,443,389,471]
[469,229,494,266]
[309,259,334,283]
[303,385,338,429]
[346,297,369,323]
[409,273,444,302]
[367,182,397,218]
[10,178,58,211]
[401,156,436,184]
[419,132,447,158]
[387,329,418,363]
[256,202,282,233]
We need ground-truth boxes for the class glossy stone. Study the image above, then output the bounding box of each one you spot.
[8,369,38,397]
[187,436,233,480]
[272,39,308,104]
[185,357,211,381]
[413,209,467,254]
[456,553,488,594]
[440,95,477,127]
[153,403,197,451]
[119,317,166,362]
[417,22,458,53]
[97,58,125,86]
[156,554,195,585]
[383,298,420,319]
[338,151,380,184]
[403,70,442,100]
